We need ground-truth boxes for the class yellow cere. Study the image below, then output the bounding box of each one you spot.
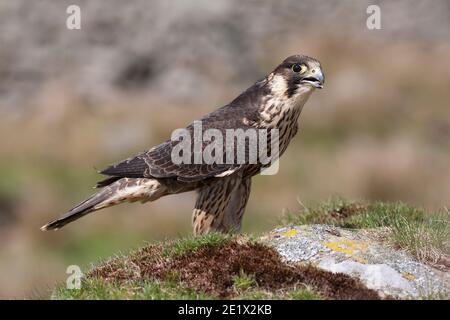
[300,64,308,74]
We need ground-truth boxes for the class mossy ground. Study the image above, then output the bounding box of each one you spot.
[53,199,449,300]
[53,232,380,300]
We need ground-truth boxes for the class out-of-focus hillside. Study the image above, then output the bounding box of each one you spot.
[0,1,449,298]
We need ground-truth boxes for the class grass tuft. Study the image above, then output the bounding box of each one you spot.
[53,278,214,300]
[288,286,324,300]
[232,269,257,291]
[162,232,231,257]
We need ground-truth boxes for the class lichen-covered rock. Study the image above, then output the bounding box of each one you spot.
[265,225,449,298]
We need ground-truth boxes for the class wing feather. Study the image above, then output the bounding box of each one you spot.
[99,80,267,182]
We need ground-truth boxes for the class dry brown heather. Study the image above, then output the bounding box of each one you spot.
[89,238,382,299]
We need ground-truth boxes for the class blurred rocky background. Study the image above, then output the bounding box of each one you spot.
[0,0,449,297]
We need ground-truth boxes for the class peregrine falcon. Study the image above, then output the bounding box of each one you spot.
[41,55,324,234]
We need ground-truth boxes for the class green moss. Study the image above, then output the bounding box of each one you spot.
[288,287,324,300]
[53,278,214,300]
[54,277,325,300]
[234,290,273,300]
[234,287,323,300]
[162,232,231,257]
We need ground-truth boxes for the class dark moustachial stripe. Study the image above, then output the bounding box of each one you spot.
[286,77,299,98]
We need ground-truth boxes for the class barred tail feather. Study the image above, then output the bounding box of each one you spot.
[41,178,165,231]
[40,193,106,231]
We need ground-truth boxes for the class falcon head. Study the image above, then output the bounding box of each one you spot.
[272,54,324,98]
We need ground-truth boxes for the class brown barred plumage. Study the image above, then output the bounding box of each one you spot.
[41,55,324,234]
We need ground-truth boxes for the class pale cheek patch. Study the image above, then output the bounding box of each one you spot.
[269,73,313,104]
[270,74,288,97]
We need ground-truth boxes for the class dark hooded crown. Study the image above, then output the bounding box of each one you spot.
[274,55,320,72]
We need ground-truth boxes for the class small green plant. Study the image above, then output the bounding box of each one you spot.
[288,286,323,300]
[232,269,256,291]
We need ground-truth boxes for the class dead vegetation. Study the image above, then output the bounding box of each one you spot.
[87,235,382,300]
[50,199,449,300]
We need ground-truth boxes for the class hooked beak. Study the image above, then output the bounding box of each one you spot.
[300,67,324,89]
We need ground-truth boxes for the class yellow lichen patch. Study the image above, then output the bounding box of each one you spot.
[352,256,368,264]
[281,229,298,237]
[401,272,416,281]
[323,239,368,255]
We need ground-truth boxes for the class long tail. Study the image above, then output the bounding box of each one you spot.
[41,178,165,231]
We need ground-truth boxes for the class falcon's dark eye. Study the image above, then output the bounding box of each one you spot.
[292,64,302,73]
[292,63,308,74]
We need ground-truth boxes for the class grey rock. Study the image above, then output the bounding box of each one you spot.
[265,225,449,298]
